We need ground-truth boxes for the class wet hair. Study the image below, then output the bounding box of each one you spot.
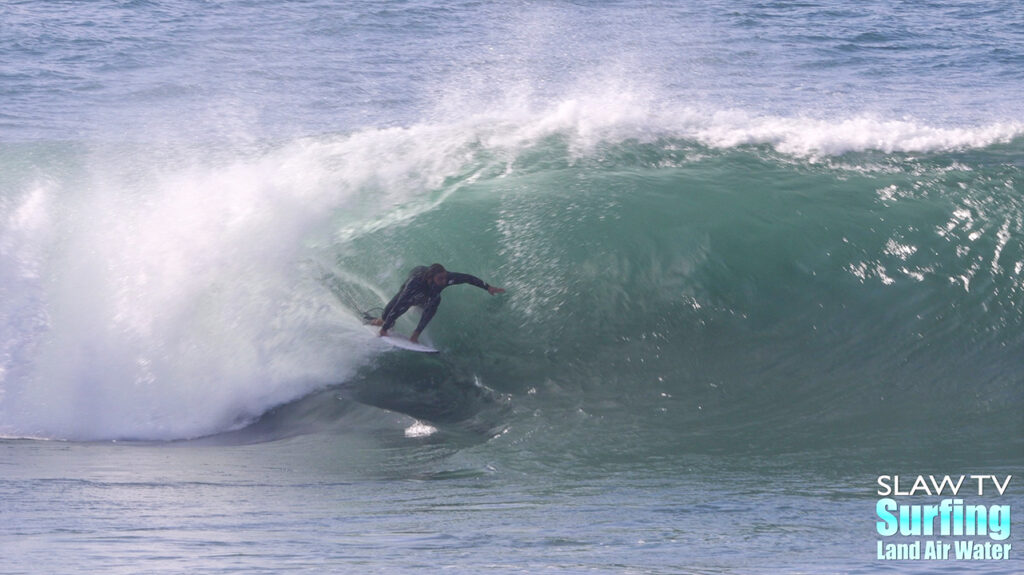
[427,263,447,279]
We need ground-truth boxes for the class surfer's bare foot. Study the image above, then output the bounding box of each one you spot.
[410,330,421,343]
[378,328,388,337]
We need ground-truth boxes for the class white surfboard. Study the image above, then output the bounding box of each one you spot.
[380,333,439,354]
[364,325,439,353]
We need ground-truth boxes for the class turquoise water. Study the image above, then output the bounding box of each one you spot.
[1,1,1022,573]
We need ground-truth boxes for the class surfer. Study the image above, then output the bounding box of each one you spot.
[370,263,505,343]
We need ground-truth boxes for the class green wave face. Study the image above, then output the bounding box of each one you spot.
[326,132,1024,457]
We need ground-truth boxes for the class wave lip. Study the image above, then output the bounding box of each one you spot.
[435,88,1024,159]
[684,111,1024,156]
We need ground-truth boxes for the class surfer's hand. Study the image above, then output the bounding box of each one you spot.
[370,318,383,326]
[487,285,505,295]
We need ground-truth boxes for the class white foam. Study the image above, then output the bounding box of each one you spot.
[0,129,486,441]
[434,80,1023,160]
[683,111,1024,157]
[404,420,438,438]
[508,95,1023,157]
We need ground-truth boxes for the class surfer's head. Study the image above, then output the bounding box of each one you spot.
[427,263,447,286]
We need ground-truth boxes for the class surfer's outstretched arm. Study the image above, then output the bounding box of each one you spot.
[447,272,505,295]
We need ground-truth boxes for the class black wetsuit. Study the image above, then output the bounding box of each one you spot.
[379,266,490,333]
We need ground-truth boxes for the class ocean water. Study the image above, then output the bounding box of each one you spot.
[1,1,1022,573]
